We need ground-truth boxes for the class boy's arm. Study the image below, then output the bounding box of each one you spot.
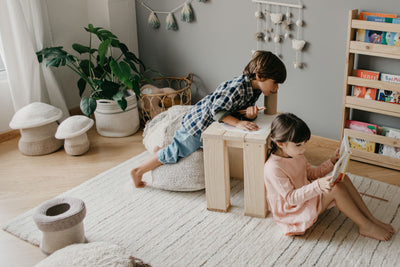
[221,115,259,131]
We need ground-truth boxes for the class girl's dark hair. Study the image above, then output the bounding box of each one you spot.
[266,113,311,160]
[243,50,287,83]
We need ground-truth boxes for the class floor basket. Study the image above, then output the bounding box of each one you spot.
[138,73,192,123]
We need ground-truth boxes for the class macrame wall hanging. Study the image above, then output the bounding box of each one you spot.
[136,0,207,31]
[253,0,306,69]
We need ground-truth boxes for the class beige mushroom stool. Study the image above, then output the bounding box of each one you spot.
[9,102,63,155]
[33,197,86,255]
[55,116,94,156]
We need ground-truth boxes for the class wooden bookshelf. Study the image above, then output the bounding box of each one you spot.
[341,9,400,171]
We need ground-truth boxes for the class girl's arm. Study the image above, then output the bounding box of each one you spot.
[266,166,323,206]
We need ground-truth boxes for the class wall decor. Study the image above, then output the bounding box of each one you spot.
[252,0,306,69]
[136,0,207,31]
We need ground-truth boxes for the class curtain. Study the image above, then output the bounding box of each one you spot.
[0,0,69,120]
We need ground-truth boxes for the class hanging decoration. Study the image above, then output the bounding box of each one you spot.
[137,0,206,31]
[252,0,307,69]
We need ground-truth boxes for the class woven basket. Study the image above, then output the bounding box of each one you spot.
[138,73,192,123]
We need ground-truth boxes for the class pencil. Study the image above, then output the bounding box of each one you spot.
[359,192,388,202]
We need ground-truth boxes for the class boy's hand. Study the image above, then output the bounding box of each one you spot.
[318,176,333,193]
[236,121,259,131]
[330,148,340,165]
[238,106,265,120]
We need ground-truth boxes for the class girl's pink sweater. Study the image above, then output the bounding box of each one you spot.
[264,154,334,235]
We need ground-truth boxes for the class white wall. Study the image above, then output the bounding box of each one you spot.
[0,0,138,132]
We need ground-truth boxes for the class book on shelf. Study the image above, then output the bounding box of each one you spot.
[345,120,378,152]
[364,16,394,44]
[376,72,400,104]
[330,136,352,186]
[378,126,400,159]
[387,18,400,46]
[352,69,380,100]
[356,12,397,42]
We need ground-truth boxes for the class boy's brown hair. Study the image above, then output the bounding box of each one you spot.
[243,51,287,83]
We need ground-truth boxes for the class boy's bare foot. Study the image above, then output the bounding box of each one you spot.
[153,146,162,154]
[359,222,393,241]
[130,168,146,188]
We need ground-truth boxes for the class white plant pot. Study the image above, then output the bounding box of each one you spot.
[94,94,140,137]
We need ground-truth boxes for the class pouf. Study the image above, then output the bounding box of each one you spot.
[55,115,94,156]
[33,197,86,255]
[9,102,63,155]
[151,149,205,191]
[34,242,150,267]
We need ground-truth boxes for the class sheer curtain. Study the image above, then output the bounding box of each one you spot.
[0,0,69,119]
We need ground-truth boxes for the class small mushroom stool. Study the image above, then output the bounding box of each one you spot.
[33,197,86,255]
[9,102,63,156]
[55,116,94,156]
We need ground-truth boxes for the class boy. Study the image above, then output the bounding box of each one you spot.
[131,51,287,187]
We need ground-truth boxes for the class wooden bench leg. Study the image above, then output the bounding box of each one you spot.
[203,138,230,212]
[243,142,268,217]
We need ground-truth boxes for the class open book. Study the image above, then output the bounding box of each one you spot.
[330,136,352,186]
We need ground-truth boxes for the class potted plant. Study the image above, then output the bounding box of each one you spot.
[36,24,152,137]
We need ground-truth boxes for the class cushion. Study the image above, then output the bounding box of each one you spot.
[35,242,149,267]
[150,149,205,191]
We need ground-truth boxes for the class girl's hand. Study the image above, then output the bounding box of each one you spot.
[236,121,259,131]
[238,106,265,120]
[318,176,333,193]
[330,148,340,165]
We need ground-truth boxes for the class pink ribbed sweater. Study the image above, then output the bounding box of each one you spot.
[264,154,334,235]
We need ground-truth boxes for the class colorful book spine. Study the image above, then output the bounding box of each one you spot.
[377,73,400,104]
[387,18,400,46]
[345,120,378,152]
[364,16,393,44]
[356,12,397,42]
[353,69,380,100]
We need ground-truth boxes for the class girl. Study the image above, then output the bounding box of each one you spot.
[131,51,287,188]
[264,113,394,241]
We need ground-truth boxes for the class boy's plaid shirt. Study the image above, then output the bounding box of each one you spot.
[182,75,261,136]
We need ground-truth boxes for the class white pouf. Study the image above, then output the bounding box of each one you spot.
[33,197,86,255]
[35,242,150,267]
[143,105,205,191]
[9,102,63,155]
[55,115,94,156]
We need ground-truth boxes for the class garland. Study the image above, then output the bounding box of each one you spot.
[137,0,207,31]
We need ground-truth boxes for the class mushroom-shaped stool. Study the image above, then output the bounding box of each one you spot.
[55,116,94,156]
[9,102,63,156]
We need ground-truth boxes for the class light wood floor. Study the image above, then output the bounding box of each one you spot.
[0,128,399,266]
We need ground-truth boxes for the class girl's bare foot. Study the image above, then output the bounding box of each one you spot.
[371,218,395,234]
[359,222,393,241]
[130,168,146,188]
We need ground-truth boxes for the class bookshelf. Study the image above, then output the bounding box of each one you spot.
[341,9,400,171]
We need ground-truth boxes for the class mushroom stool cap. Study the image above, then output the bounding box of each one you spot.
[55,116,94,139]
[9,102,63,129]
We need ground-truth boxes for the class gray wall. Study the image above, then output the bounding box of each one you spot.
[135,0,400,140]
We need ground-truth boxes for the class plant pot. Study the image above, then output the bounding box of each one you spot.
[94,94,140,137]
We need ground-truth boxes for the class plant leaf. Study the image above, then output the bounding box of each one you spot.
[98,39,111,66]
[77,78,87,97]
[80,96,97,117]
[72,43,96,54]
[100,80,120,99]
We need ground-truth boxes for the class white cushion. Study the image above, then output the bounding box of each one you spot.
[35,242,148,267]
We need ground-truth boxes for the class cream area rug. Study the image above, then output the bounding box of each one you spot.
[3,151,400,266]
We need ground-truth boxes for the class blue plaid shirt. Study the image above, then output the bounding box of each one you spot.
[182,75,262,135]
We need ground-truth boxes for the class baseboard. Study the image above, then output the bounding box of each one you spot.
[0,129,20,143]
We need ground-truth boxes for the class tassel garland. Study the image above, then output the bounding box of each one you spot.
[148,12,160,29]
[181,2,194,22]
[166,13,178,30]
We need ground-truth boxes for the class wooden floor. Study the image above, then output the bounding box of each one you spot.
[0,128,399,266]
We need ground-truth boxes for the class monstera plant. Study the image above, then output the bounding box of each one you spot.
[37,24,152,117]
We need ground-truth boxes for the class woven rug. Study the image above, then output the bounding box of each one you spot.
[3,151,400,266]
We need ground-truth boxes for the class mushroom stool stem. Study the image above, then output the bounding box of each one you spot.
[64,133,90,156]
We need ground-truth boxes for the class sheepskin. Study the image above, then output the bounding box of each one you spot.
[143,105,205,191]
[35,242,149,267]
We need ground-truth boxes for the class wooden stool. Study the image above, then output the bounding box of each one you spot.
[201,114,276,217]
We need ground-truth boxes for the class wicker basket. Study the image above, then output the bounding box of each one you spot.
[138,73,192,123]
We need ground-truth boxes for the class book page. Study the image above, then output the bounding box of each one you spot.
[220,114,276,135]
[330,136,352,186]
